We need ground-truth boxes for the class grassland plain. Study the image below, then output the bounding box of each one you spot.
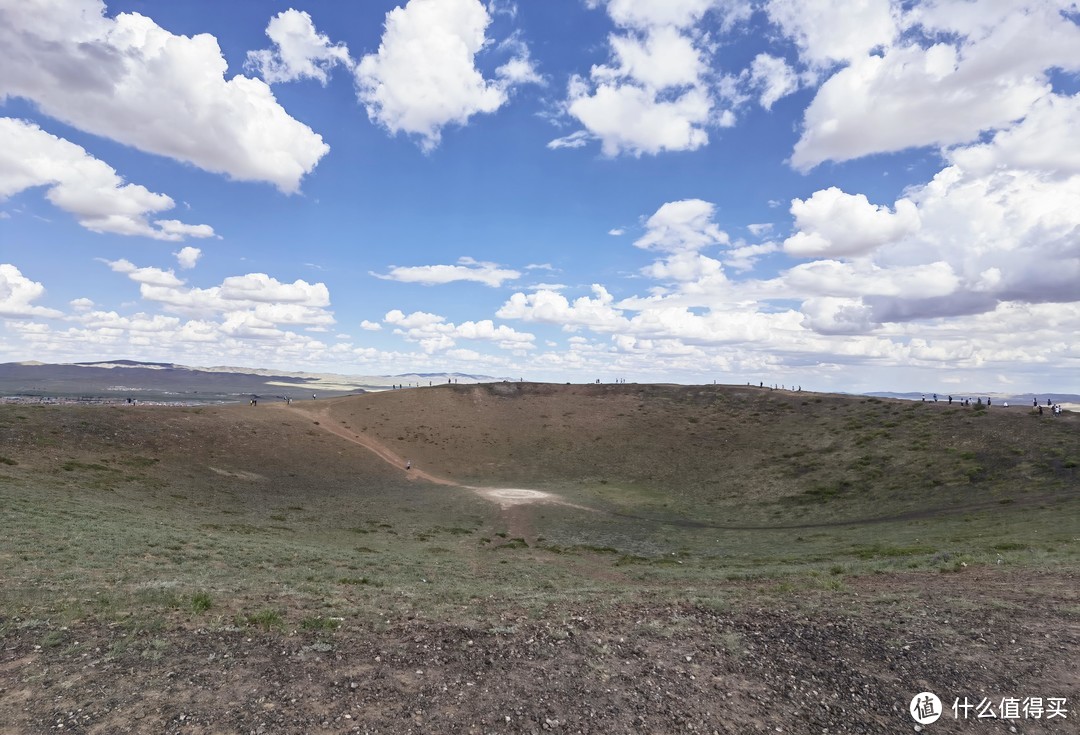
[0,383,1077,734]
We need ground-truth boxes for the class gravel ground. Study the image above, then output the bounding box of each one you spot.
[3,570,1077,735]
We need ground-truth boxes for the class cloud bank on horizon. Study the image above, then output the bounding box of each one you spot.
[1,0,1078,393]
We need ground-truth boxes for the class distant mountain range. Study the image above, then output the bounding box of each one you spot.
[0,360,500,403]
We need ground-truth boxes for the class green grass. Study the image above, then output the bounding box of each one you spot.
[190,591,213,613]
[244,609,284,631]
[0,394,1077,631]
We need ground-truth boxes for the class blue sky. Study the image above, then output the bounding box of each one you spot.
[1,0,1079,393]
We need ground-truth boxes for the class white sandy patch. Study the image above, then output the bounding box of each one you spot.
[208,466,265,481]
[472,488,555,508]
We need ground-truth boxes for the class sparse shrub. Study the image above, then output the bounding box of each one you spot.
[300,616,341,632]
[0,456,17,465]
[40,630,65,648]
[580,544,619,555]
[189,591,213,613]
[497,537,529,549]
[245,609,283,631]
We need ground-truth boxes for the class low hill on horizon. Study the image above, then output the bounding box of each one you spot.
[0,359,498,403]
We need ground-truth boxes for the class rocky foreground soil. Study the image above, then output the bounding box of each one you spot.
[2,571,1077,735]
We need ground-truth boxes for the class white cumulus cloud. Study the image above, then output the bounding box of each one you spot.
[0,118,217,241]
[104,259,336,332]
[385,309,534,352]
[356,0,534,151]
[948,93,1080,177]
[781,0,1080,170]
[105,259,185,288]
[373,257,521,287]
[0,264,64,318]
[784,188,920,259]
[635,199,729,253]
[497,285,629,332]
[746,53,799,110]
[219,273,330,306]
[174,247,202,270]
[564,82,712,157]
[554,1,746,156]
[246,9,353,85]
[0,0,328,193]
[766,0,896,67]
[596,0,751,31]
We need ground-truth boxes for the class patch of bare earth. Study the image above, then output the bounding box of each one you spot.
[2,570,1077,734]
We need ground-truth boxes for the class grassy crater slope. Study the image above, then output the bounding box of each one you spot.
[1,382,1077,625]
[330,382,1078,525]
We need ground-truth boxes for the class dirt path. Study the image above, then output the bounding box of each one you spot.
[286,404,457,487]
[282,404,572,513]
